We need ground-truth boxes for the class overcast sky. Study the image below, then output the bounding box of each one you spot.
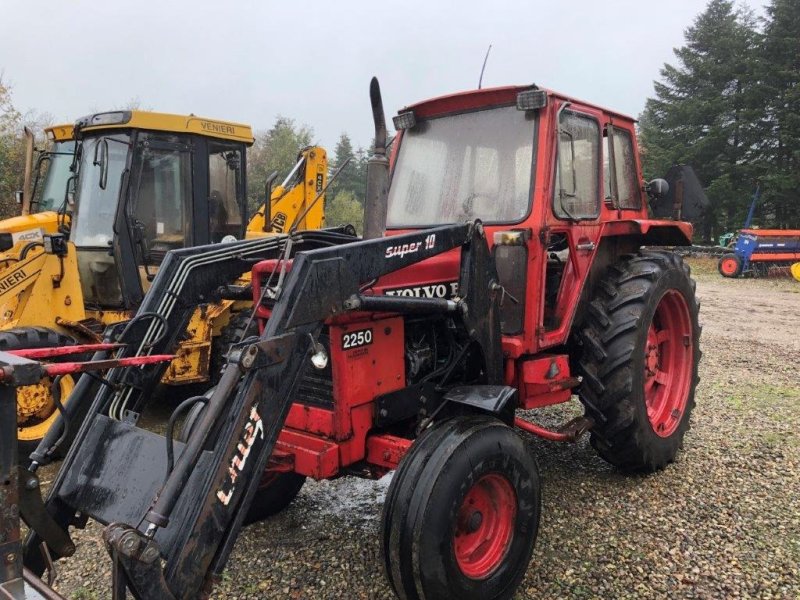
[1,0,763,150]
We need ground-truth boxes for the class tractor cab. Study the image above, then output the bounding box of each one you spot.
[67,111,253,308]
[384,85,689,355]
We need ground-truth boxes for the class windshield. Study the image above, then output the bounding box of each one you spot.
[36,140,76,211]
[387,105,536,227]
[71,134,131,247]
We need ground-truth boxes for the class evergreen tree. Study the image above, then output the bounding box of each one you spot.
[328,133,367,205]
[758,0,800,228]
[639,0,760,236]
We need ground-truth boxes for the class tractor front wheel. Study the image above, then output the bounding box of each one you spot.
[718,253,742,278]
[382,415,540,600]
[578,251,701,472]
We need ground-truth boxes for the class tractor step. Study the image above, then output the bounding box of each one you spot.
[519,354,580,409]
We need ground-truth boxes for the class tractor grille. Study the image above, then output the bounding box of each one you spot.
[296,369,334,408]
[295,332,333,408]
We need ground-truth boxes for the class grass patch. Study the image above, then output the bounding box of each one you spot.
[685,256,719,278]
[725,383,800,423]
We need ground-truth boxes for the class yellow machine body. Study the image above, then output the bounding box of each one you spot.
[247,146,328,235]
[791,262,800,282]
[7,116,327,447]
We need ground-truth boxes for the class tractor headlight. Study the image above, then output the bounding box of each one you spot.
[516,89,547,111]
[493,230,528,246]
[392,110,417,131]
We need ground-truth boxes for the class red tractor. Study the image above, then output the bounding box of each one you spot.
[11,78,700,600]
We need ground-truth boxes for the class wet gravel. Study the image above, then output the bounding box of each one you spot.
[43,258,800,599]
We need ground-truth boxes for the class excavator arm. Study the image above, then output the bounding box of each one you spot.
[246,146,328,236]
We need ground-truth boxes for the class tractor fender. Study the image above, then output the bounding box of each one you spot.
[600,219,693,246]
[570,221,690,338]
[442,385,517,425]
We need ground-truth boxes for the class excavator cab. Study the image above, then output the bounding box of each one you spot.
[29,125,76,214]
[67,111,252,308]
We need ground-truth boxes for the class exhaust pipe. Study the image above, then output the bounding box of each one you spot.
[21,127,34,215]
[363,77,389,240]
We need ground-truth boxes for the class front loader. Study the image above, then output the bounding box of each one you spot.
[5,78,700,600]
[1,110,332,454]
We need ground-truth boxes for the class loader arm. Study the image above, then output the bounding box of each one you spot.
[24,221,501,599]
[246,146,328,235]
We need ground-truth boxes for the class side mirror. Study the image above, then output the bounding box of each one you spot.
[93,138,109,190]
[14,190,23,205]
[646,178,669,200]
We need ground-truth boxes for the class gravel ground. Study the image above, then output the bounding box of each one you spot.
[41,257,800,599]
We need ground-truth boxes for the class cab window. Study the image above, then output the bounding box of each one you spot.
[130,135,191,261]
[604,127,641,210]
[553,110,600,220]
[208,143,244,242]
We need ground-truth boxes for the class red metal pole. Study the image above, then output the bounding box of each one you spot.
[514,416,574,442]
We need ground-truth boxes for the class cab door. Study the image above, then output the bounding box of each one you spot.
[195,139,247,244]
[127,132,193,291]
[537,103,604,348]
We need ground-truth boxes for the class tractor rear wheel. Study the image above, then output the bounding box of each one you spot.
[2,327,81,459]
[578,251,700,472]
[244,471,307,524]
[718,253,742,277]
[382,415,540,600]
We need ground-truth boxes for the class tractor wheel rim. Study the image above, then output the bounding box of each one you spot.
[721,258,738,275]
[453,473,516,579]
[17,376,75,442]
[643,290,693,438]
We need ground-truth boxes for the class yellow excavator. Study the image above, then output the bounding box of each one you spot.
[1,110,329,453]
[2,123,75,245]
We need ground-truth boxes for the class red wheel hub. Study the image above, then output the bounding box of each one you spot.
[720,258,738,276]
[643,290,693,437]
[453,473,516,579]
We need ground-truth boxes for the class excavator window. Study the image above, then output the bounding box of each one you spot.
[208,143,244,242]
[71,133,132,306]
[34,140,76,212]
[129,136,192,262]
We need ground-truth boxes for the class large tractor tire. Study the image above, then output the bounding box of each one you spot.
[244,472,307,524]
[718,253,742,278]
[1,327,80,459]
[382,415,540,600]
[578,251,701,473]
[179,384,306,525]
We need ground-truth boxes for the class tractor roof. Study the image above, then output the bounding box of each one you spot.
[74,110,254,144]
[401,84,636,124]
[45,123,75,142]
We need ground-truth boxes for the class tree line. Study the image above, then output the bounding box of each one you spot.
[3,0,797,238]
[640,0,799,238]
[0,80,370,231]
